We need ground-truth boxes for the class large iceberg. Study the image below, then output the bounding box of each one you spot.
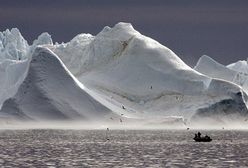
[0,23,247,126]
[50,23,248,123]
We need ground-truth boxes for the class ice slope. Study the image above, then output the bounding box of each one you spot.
[0,47,112,121]
[51,22,248,122]
[194,55,248,93]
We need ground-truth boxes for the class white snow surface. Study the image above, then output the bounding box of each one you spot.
[0,23,248,125]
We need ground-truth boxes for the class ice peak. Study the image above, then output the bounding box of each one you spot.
[10,28,21,36]
[227,60,248,74]
[32,32,53,46]
[97,22,139,41]
[0,28,27,47]
[197,55,213,63]
[113,22,135,32]
[0,28,29,61]
[195,55,224,70]
[0,28,21,38]
[69,33,94,45]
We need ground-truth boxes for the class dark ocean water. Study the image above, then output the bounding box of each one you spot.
[0,129,248,167]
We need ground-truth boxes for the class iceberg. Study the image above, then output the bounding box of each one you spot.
[50,23,248,123]
[0,23,247,126]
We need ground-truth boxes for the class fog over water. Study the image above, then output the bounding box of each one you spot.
[1,120,248,130]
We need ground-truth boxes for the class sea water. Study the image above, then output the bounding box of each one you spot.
[0,129,247,167]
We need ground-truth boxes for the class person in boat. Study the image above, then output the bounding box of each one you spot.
[197,132,201,138]
[194,132,212,141]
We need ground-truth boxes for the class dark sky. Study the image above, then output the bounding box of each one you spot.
[0,0,247,66]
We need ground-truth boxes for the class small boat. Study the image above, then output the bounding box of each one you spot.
[193,136,212,142]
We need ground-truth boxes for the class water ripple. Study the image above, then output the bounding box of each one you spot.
[0,130,248,167]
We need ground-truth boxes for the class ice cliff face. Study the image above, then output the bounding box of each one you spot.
[0,29,30,109]
[0,28,29,61]
[0,29,54,110]
[0,23,248,125]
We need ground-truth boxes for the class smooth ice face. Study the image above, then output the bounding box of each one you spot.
[194,55,248,94]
